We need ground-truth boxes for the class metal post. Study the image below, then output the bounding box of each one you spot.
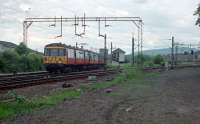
[175,45,178,66]
[104,34,107,64]
[132,36,135,66]
[140,21,143,65]
[137,26,140,64]
[61,16,62,36]
[23,21,32,46]
[23,21,27,45]
[110,42,112,64]
[171,36,175,69]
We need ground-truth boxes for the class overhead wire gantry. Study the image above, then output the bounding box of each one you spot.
[23,15,144,64]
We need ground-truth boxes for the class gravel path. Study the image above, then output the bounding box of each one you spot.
[2,67,200,124]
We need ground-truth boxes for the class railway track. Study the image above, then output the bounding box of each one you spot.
[143,64,200,72]
[143,66,165,72]
[0,69,120,91]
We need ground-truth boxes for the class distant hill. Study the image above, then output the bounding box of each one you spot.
[125,47,197,62]
[0,41,42,54]
[0,41,17,52]
[143,47,196,56]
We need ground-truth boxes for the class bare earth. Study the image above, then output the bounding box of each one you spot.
[2,67,200,124]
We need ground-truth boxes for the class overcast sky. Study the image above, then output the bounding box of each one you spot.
[0,0,200,53]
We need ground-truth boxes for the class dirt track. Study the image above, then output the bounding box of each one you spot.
[3,67,200,124]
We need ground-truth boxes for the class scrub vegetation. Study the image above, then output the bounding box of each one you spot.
[0,43,43,73]
[0,89,81,119]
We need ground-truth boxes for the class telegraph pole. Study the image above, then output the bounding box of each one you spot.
[132,36,135,66]
[171,36,175,69]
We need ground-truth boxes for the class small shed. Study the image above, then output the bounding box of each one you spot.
[112,48,126,63]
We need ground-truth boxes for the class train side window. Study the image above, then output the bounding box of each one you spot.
[89,52,92,60]
[72,49,75,58]
[91,53,94,61]
[64,48,67,56]
[68,49,74,58]
[96,54,98,61]
[76,50,78,58]
[76,50,83,59]
[79,51,84,59]
[94,54,96,61]
[85,51,89,59]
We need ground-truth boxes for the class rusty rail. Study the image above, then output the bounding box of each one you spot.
[0,69,119,91]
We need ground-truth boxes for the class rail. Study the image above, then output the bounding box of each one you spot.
[0,69,121,91]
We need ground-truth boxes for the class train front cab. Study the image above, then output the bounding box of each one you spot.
[43,46,67,72]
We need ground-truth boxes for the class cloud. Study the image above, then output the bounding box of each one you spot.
[0,0,200,53]
[134,0,148,4]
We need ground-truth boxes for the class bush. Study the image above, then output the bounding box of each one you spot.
[153,55,164,65]
[1,50,20,72]
[26,53,43,71]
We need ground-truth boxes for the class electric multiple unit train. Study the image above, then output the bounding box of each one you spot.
[43,43,105,73]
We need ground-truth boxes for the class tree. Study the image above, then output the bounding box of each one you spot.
[194,3,200,27]
[15,42,29,55]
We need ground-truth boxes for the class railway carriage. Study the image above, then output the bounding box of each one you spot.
[43,43,104,73]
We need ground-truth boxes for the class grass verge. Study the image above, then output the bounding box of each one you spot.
[0,89,81,119]
[81,64,156,91]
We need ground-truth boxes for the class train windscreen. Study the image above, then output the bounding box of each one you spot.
[44,48,65,56]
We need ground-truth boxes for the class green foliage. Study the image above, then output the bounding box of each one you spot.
[0,42,43,73]
[153,55,164,65]
[194,3,200,27]
[0,89,81,119]
[8,91,26,103]
[144,61,154,67]
[36,89,81,106]
[135,54,145,64]
[81,65,143,91]
[26,53,43,71]
[133,54,153,65]
[15,43,29,55]
[0,50,20,72]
